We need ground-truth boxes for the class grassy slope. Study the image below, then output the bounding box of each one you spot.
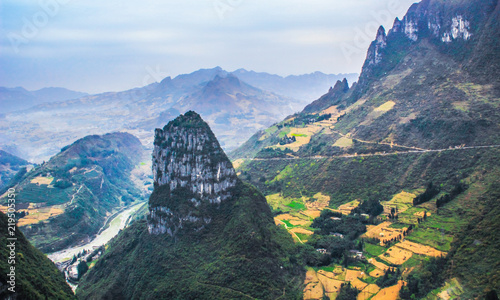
[0,211,75,299]
[238,147,499,295]
[1,132,144,252]
[77,181,304,300]
[445,170,500,298]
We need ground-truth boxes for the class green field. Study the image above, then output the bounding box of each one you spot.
[286,200,306,210]
[17,183,73,205]
[406,227,453,252]
[364,242,387,257]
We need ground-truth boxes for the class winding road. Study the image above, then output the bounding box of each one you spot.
[251,144,500,161]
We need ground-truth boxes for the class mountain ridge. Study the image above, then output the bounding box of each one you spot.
[0,132,145,252]
[77,112,305,299]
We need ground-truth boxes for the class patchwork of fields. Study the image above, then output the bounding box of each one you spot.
[267,188,456,300]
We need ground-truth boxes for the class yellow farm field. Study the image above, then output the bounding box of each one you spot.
[289,227,314,236]
[337,200,360,214]
[333,136,353,148]
[369,268,385,278]
[360,101,396,126]
[30,176,54,185]
[396,240,446,257]
[358,284,381,300]
[374,101,396,112]
[363,221,405,242]
[362,284,381,295]
[317,272,343,294]
[305,192,330,211]
[345,269,362,282]
[301,210,321,219]
[274,125,323,151]
[321,105,341,116]
[414,211,432,218]
[231,159,245,170]
[379,246,413,265]
[303,269,324,300]
[371,280,405,300]
[351,278,368,290]
[15,205,65,226]
[381,191,416,216]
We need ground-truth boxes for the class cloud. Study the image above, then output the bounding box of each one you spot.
[0,0,418,93]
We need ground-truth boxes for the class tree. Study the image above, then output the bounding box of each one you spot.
[77,260,89,279]
[337,282,359,300]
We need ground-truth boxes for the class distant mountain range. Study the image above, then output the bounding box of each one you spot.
[0,67,356,162]
[0,150,29,192]
[0,87,88,114]
[231,69,358,101]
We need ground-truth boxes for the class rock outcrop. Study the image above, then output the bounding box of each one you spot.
[302,78,350,113]
[147,111,238,236]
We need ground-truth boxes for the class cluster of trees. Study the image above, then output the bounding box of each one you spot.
[311,210,366,239]
[279,135,296,145]
[255,147,294,159]
[377,267,401,288]
[399,256,448,299]
[336,282,359,300]
[278,113,333,129]
[436,182,467,208]
[351,198,384,217]
[336,113,346,122]
[54,179,73,189]
[388,207,399,220]
[413,182,440,205]
[77,260,89,279]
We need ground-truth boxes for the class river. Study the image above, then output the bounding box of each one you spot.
[47,202,146,263]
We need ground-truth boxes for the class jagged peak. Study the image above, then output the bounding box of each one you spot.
[331,78,349,93]
[149,111,238,236]
[161,110,208,132]
[375,26,387,43]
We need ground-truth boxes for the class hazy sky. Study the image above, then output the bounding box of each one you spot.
[0,0,418,94]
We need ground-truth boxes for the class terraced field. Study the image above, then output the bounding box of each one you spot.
[269,193,332,243]
[295,188,462,299]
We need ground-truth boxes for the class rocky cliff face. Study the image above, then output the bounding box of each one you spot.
[147,111,238,236]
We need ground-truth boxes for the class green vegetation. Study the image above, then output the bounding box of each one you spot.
[77,181,305,299]
[400,256,448,299]
[311,210,366,240]
[377,267,401,288]
[0,150,29,193]
[0,132,144,252]
[364,242,386,257]
[336,282,359,300]
[412,182,440,206]
[286,200,306,210]
[0,212,75,299]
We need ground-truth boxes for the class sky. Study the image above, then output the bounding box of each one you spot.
[0,0,418,94]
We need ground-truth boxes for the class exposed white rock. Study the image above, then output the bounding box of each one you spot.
[402,17,419,41]
[441,15,472,42]
[148,112,238,236]
[366,26,387,66]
